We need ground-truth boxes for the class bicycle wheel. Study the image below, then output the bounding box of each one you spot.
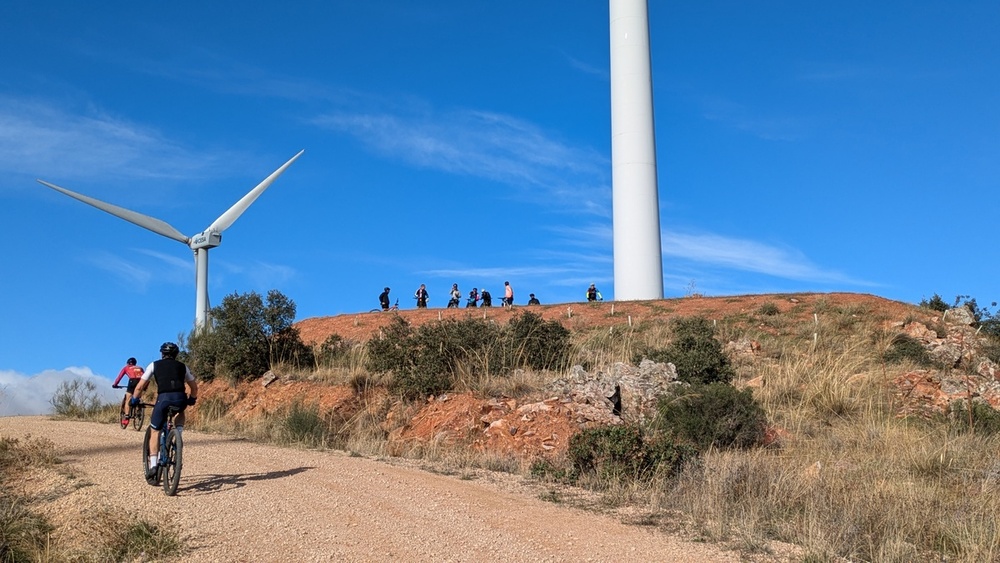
[162,429,182,496]
[142,427,160,486]
[132,404,145,431]
[119,396,128,429]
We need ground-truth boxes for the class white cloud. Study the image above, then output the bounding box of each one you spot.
[0,367,118,416]
[0,96,221,184]
[662,230,872,286]
[88,250,155,291]
[310,107,609,212]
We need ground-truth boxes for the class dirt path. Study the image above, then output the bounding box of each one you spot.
[2,416,747,562]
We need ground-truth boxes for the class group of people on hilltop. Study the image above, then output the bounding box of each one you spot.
[377,282,600,311]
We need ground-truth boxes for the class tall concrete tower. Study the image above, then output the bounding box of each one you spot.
[609,0,664,300]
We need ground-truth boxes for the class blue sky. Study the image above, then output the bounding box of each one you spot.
[2,1,998,414]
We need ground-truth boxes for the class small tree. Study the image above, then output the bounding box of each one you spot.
[654,383,767,451]
[50,379,108,418]
[634,316,736,385]
[186,289,312,382]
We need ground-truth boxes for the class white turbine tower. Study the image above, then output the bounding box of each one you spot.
[37,150,304,332]
[610,0,664,300]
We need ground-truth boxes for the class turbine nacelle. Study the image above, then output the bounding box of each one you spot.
[190,231,222,250]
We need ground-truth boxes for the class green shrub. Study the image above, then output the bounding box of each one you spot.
[948,400,1000,436]
[654,383,767,451]
[757,302,780,316]
[567,425,696,482]
[185,289,313,382]
[50,379,111,418]
[633,316,736,385]
[504,311,571,371]
[365,312,571,399]
[883,334,933,366]
[283,401,329,446]
[920,294,949,312]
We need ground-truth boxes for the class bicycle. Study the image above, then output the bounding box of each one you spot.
[369,298,399,313]
[114,386,145,431]
[142,404,183,496]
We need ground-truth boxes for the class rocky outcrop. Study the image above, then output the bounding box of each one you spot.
[546,360,683,426]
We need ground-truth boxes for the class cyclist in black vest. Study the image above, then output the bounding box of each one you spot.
[131,342,199,479]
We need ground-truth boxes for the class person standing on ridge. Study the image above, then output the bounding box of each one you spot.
[414,284,429,308]
[503,281,514,308]
[528,293,540,305]
[379,287,391,311]
[481,288,493,307]
[448,283,461,308]
[467,287,480,307]
[586,283,603,302]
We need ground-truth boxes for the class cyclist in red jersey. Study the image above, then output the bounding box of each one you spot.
[112,357,145,424]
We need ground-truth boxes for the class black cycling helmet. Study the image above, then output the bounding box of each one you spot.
[127,357,137,365]
[160,342,180,358]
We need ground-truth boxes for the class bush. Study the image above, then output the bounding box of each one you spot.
[365,312,571,399]
[504,311,571,371]
[567,424,696,482]
[883,333,934,366]
[757,302,780,316]
[633,316,735,385]
[920,294,949,312]
[185,289,313,382]
[654,383,767,451]
[50,379,110,418]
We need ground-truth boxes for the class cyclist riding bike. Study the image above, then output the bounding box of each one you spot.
[112,357,145,425]
[130,342,198,479]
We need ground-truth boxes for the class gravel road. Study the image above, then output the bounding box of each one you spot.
[2,416,743,562]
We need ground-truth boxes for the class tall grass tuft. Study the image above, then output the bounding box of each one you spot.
[92,508,185,561]
[0,437,56,560]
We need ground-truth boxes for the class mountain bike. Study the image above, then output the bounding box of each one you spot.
[114,386,145,431]
[142,404,183,496]
[370,298,399,313]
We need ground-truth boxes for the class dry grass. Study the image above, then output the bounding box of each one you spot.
[647,316,1000,562]
[0,435,184,562]
[55,294,1000,561]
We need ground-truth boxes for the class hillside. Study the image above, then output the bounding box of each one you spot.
[197,292,996,463]
[295,291,919,346]
[10,291,1000,561]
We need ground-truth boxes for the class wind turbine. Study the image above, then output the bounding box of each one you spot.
[610,0,664,300]
[37,150,304,333]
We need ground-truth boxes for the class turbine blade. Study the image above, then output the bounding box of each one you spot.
[209,150,304,233]
[36,180,190,244]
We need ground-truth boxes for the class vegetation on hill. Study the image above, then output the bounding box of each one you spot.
[48,291,1000,561]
